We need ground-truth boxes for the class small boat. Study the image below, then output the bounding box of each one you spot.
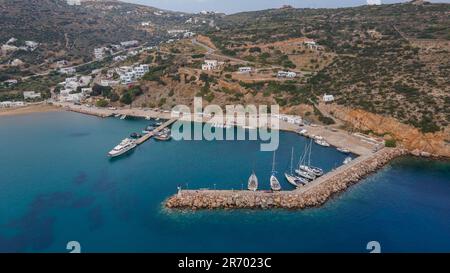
[145,116,151,120]
[247,171,258,191]
[114,114,121,118]
[270,152,282,191]
[130,132,142,139]
[154,132,171,141]
[146,125,155,131]
[120,115,127,120]
[315,139,330,147]
[155,118,160,121]
[298,129,308,136]
[337,147,350,154]
[343,156,352,164]
[155,122,163,126]
[142,130,151,134]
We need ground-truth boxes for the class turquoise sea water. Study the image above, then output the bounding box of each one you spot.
[0,111,449,253]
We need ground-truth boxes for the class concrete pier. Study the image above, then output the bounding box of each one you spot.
[136,118,177,145]
[165,148,408,210]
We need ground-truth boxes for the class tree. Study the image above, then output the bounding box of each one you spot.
[96,99,108,108]
[120,92,132,105]
[109,92,120,102]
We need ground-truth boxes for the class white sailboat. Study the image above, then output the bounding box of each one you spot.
[295,145,316,180]
[284,147,308,188]
[298,140,324,177]
[270,152,281,191]
[247,171,258,191]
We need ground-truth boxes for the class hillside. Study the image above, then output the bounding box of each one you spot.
[0,0,199,75]
[203,2,450,133]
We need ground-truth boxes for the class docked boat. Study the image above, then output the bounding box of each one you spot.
[247,171,258,191]
[337,147,350,154]
[130,132,142,139]
[295,169,316,180]
[298,129,308,136]
[108,138,137,157]
[145,116,151,120]
[114,114,121,118]
[343,156,352,164]
[285,173,308,187]
[315,139,330,147]
[155,122,163,126]
[284,148,308,188]
[154,129,171,141]
[298,141,324,176]
[120,115,127,120]
[270,152,281,191]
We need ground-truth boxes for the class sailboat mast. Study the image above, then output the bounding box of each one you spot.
[272,151,276,173]
[290,147,294,175]
[308,139,312,166]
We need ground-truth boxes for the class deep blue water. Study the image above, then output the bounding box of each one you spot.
[0,111,449,253]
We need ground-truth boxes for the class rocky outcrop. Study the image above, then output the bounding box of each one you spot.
[165,148,408,210]
[319,104,450,158]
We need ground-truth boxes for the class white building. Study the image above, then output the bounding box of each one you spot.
[323,94,335,102]
[100,80,119,87]
[81,88,92,95]
[238,67,253,73]
[3,79,18,86]
[56,60,68,67]
[304,40,318,50]
[120,40,139,48]
[79,76,92,87]
[277,71,297,78]
[66,0,81,5]
[183,32,196,38]
[141,21,151,26]
[0,101,25,108]
[133,64,149,78]
[202,60,218,71]
[60,67,76,75]
[25,41,39,51]
[113,55,127,62]
[94,47,106,60]
[23,91,41,100]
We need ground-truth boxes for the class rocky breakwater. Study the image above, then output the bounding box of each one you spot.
[165,148,407,210]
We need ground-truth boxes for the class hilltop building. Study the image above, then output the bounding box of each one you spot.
[23,91,41,100]
[323,94,335,102]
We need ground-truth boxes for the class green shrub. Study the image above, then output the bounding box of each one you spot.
[385,139,397,147]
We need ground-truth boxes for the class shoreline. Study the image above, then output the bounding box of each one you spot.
[54,101,377,156]
[0,103,61,117]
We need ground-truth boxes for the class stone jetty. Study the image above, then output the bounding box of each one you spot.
[165,148,408,210]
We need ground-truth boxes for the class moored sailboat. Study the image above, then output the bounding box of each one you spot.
[247,171,258,191]
[270,152,281,191]
[284,147,308,188]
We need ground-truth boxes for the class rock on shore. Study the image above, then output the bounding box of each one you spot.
[165,148,408,210]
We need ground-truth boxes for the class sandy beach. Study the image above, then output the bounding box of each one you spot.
[0,103,61,117]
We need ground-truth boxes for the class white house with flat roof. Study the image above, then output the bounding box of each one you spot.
[60,67,76,75]
[323,94,335,102]
[277,71,297,78]
[238,67,252,73]
[202,60,219,71]
[23,91,41,100]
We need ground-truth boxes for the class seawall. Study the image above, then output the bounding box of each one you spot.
[165,148,408,210]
